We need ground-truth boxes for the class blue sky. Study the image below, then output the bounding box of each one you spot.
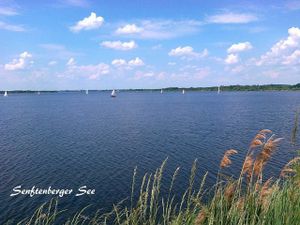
[0,0,300,90]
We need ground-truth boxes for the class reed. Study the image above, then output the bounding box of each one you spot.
[10,130,300,225]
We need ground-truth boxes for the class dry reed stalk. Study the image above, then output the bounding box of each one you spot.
[220,149,238,168]
[194,208,207,225]
[260,178,273,199]
[253,137,283,177]
[280,157,300,177]
[224,183,236,202]
[242,154,253,175]
[241,154,254,183]
[236,197,245,211]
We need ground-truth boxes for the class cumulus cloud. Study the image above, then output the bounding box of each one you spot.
[257,27,300,65]
[168,46,208,58]
[206,13,258,24]
[70,12,104,32]
[65,57,109,79]
[227,42,253,53]
[225,54,239,64]
[111,59,127,67]
[101,40,137,50]
[111,57,144,68]
[116,24,143,34]
[4,51,32,71]
[128,57,144,66]
[283,50,300,65]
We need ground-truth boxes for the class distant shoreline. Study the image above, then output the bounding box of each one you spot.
[1,84,300,93]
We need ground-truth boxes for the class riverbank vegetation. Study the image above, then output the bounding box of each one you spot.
[2,83,300,94]
[10,129,300,225]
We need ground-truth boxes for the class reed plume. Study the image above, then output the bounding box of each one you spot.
[194,208,207,225]
[280,157,300,178]
[220,149,238,168]
[224,182,236,202]
[260,178,273,199]
[259,129,272,134]
[253,137,283,177]
[250,139,263,149]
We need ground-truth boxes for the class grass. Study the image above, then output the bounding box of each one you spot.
[8,129,300,225]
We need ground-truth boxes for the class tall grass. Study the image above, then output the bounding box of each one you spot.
[9,129,300,225]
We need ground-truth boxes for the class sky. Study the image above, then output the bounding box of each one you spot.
[0,0,300,90]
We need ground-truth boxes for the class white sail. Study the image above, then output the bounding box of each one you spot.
[182,89,185,94]
[111,89,116,97]
[4,91,8,97]
[86,90,89,95]
[218,86,221,94]
[161,89,163,94]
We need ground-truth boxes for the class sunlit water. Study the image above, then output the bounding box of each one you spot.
[0,91,299,222]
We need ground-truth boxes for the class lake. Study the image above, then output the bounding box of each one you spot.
[0,91,299,223]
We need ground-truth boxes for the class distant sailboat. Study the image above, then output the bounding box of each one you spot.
[111,89,116,97]
[37,91,40,95]
[161,89,163,94]
[218,86,221,94]
[182,89,185,94]
[4,91,8,97]
[86,90,89,95]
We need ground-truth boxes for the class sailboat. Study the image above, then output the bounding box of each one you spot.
[160,89,163,94]
[182,89,185,94]
[111,89,116,97]
[4,91,8,97]
[218,86,221,94]
[37,91,40,95]
[86,90,89,95]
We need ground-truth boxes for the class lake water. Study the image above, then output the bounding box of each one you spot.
[0,91,299,223]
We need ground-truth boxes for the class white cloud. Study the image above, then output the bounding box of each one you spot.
[116,24,143,34]
[4,51,32,71]
[0,7,18,16]
[0,21,25,32]
[128,57,144,66]
[66,57,75,66]
[227,42,253,53]
[114,19,202,40]
[283,50,300,65]
[225,54,239,64]
[257,27,300,65]
[206,13,258,24]
[48,60,57,66]
[111,59,127,67]
[70,12,104,32]
[134,71,166,80]
[168,46,208,58]
[65,57,109,79]
[111,57,144,68]
[101,40,137,51]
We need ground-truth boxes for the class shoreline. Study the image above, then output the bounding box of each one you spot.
[1,83,300,93]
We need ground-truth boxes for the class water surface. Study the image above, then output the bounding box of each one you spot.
[0,91,299,222]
